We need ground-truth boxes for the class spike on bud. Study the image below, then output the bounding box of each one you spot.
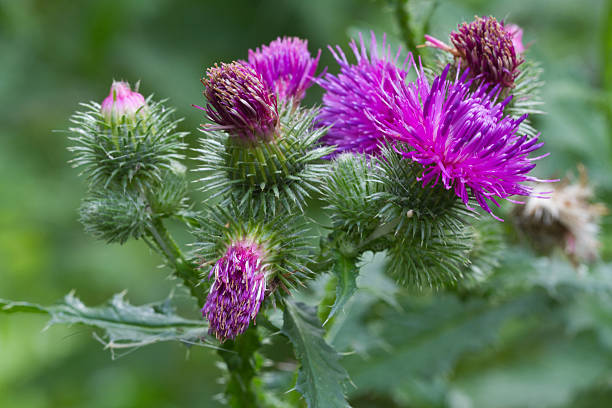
[200,62,279,144]
[247,36,320,103]
[100,81,146,124]
[202,241,267,342]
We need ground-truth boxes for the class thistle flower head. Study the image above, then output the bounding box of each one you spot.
[372,65,547,219]
[248,36,320,103]
[100,80,146,124]
[425,16,523,88]
[200,62,279,143]
[317,32,411,155]
[202,241,267,342]
[450,16,523,88]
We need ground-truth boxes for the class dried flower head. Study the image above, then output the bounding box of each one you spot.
[248,36,320,103]
[202,241,267,342]
[317,32,411,155]
[515,166,608,264]
[100,81,146,124]
[425,16,523,88]
[199,62,279,143]
[372,65,547,219]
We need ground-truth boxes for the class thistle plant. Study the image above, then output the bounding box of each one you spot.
[3,9,608,408]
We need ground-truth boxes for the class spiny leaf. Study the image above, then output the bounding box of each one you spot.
[0,291,209,357]
[343,291,548,393]
[281,301,351,408]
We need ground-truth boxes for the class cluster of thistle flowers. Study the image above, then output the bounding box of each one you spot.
[71,16,605,344]
[194,16,549,342]
[319,17,541,217]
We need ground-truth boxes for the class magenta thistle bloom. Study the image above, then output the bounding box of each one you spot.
[199,62,279,143]
[372,65,547,219]
[100,81,146,124]
[248,36,320,103]
[202,242,267,342]
[317,32,411,155]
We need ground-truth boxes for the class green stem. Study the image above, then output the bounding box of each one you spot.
[147,217,207,307]
[217,325,263,408]
[394,0,420,58]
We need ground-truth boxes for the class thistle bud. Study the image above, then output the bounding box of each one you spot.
[425,16,523,88]
[248,36,320,103]
[194,206,314,341]
[450,16,523,88]
[202,241,266,342]
[201,62,279,144]
[100,81,146,125]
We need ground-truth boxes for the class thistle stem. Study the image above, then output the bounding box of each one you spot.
[147,218,207,307]
[394,0,420,58]
[217,325,263,408]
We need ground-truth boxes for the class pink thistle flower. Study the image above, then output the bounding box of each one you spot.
[100,81,146,124]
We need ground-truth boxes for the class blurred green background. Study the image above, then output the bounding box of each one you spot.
[1,0,611,407]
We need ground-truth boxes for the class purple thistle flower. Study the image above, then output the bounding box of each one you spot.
[317,32,411,156]
[371,64,548,220]
[198,62,279,143]
[100,81,146,124]
[202,241,267,342]
[248,36,321,103]
[425,16,523,88]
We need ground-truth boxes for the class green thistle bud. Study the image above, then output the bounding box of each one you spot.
[68,81,187,191]
[196,105,333,215]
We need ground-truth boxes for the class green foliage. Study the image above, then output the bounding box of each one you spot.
[281,301,351,408]
[195,106,333,215]
[325,253,359,323]
[68,97,187,191]
[342,291,549,396]
[0,291,209,357]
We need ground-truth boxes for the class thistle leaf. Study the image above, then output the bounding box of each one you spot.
[0,291,209,357]
[343,291,548,393]
[281,301,351,408]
